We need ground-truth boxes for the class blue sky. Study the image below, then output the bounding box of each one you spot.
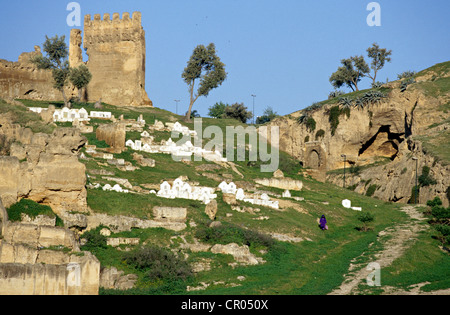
[1,0,449,117]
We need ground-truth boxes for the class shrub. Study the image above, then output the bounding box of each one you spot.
[419,166,437,187]
[208,102,227,118]
[431,206,450,222]
[328,90,345,99]
[7,199,63,226]
[328,105,341,136]
[357,212,375,232]
[371,81,384,88]
[124,245,192,281]
[397,70,416,80]
[305,117,316,132]
[222,103,253,123]
[81,227,108,250]
[434,225,450,247]
[195,222,275,249]
[366,184,378,197]
[427,197,443,208]
[315,129,325,140]
[349,165,362,175]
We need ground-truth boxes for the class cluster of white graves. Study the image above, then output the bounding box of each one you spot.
[218,181,279,209]
[28,107,113,123]
[126,128,227,162]
[156,178,217,204]
[170,122,197,137]
[87,183,130,194]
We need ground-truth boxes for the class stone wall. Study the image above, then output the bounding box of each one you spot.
[0,247,100,295]
[0,12,152,107]
[83,12,152,106]
[0,46,75,101]
[0,209,100,295]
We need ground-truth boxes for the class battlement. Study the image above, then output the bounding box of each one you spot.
[84,12,142,30]
[81,11,152,107]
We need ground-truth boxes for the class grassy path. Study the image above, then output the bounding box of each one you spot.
[328,205,440,295]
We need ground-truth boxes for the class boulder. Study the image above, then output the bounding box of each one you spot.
[152,207,187,222]
[205,200,218,220]
[210,243,259,265]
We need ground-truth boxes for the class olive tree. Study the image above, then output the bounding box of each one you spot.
[32,35,71,107]
[366,43,392,86]
[182,43,227,121]
[69,64,92,102]
[329,56,370,92]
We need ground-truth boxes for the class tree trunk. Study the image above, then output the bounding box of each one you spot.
[184,80,199,122]
[61,89,70,108]
[78,88,82,102]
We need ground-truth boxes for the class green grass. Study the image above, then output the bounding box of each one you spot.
[0,98,55,134]
[7,199,64,226]
[414,130,450,165]
[11,92,448,295]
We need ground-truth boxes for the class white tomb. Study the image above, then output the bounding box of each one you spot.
[282,190,291,198]
[342,199,352,209]
[157,178,217,204]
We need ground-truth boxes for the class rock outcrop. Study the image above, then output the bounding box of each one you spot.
[0,123,87,214]
[263,64,450,206]
[96,122,126,153]
[0,209,100,295]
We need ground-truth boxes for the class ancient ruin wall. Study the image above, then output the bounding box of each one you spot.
[0,46,69,102]
[83,12,152,106]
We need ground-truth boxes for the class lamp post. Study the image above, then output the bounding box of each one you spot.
[341,154,347,188]
[412,157,418,204]
[251,94,256,124]
[174,100,180,115]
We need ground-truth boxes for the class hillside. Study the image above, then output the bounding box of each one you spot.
[0,91,449,295]
[264,61,450,207]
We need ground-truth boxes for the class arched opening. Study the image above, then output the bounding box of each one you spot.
[309,150,321,169]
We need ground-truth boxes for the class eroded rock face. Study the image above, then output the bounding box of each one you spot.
[0,123,87,214]
[210,243,261,266]
[96,122,126,152]
[0,219,100,295]
[262,86,441,171]
[327,139,450,207]
[262,78,449,206]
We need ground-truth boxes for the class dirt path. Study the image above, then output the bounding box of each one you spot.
[329,205,440,295]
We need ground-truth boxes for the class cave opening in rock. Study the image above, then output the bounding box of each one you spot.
[358,125,404,161]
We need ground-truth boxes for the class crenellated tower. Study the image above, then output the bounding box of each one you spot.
[81,12,152,106]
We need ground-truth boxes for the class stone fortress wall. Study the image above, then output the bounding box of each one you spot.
[81,12,152,106]
[0,12,152,107]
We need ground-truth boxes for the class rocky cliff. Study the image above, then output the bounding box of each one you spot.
[263,61,450,206]
[0,117,87,215]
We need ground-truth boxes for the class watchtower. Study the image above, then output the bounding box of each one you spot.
[82,12,152,106]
